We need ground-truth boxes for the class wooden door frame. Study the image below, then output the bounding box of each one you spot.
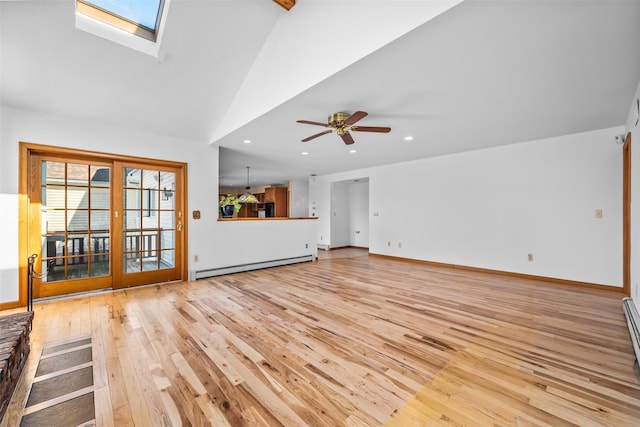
[623,132,631,296]
[112,160,186,289]
[18,142,188,304]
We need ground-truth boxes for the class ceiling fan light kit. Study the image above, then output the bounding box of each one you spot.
[297,110,391,145]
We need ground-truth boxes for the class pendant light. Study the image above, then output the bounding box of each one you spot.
[237,166,259,203]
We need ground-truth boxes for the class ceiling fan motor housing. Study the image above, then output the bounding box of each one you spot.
[329,112,350,127]
[329,112,350,135]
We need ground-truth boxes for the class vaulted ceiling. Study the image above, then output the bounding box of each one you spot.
[2,1,640,189]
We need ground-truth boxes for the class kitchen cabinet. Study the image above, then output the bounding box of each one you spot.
[236,187,288,218]
[264,187,288,217]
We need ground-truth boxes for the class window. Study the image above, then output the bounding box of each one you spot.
[76,0,164,41]
[75,0,170,57]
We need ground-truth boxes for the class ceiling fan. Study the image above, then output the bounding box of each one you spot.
[296,111,391,145]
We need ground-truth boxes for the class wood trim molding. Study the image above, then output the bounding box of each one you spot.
[0,301,22,311]
[324,245,369,251]
[182,164,189,283]
[19,141,188,167]
[623,132,631,296]
[272,0,295,11]
[17,142,29,308]
[370,253,625,294]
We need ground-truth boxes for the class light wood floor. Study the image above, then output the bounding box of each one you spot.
[2,251,640,426]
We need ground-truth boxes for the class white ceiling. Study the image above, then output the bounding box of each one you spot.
[1,0,283,141]
[2,0,640,189]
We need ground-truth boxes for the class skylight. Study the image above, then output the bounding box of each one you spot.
[75,0,170,57]
[77,0,164,41]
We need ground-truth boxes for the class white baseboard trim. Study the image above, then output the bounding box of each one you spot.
[194,254,315,279]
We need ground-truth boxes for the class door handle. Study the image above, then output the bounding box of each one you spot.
[176,221,183,232]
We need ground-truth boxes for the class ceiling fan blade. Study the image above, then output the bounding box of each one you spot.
[340,132,355,145]
[302,129,333,142]
[344,110,368,126]
[352,126,391,133]
[296,119,329,127]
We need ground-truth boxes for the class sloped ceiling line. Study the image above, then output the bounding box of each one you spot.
[209,0,463,144]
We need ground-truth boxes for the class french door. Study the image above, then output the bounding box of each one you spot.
[23,144,186,299]
[113,161,184,289]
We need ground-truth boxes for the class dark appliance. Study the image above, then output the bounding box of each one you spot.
[265,202,275,218]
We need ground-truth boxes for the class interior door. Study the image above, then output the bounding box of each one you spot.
[112,162,184,288]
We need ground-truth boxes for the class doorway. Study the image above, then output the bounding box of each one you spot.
[20,143,187,299]
[329,178,370,250]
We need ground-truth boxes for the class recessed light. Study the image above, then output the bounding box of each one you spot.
[301,151,309,156]
[349,149,357,154]
[404,136,414,141]
[243,139,251,144]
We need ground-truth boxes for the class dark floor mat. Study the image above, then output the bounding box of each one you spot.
[21,392,95,427]
[41,338,91,356]
[35,347,92,377]
[26,366,93,407]
[21,338,95,426]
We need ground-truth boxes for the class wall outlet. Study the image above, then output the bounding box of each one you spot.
[595,209,603,219]
[527,253,533,262]
[398,242,402,248]
[387,241,391,247]
[194,255,199,263]
[305,243,308,248]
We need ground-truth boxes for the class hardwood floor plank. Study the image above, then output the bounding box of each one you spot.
[115,345,154,426]
[2,250,640,426]
[93,386,114,427]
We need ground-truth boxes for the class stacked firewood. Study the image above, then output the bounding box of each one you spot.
[0,311,33,422]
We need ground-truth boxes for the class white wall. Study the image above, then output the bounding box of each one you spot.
[210,219,317,271]
[348,181,369,248]
[627,77,640,311]
[0,193,18,302]
[289,178,309,218]
[310,127,624,287]
[0,106,317,304]
[330,182,350,248]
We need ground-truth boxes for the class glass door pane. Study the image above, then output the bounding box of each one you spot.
[122,168,175,274]
[40,160,111,284]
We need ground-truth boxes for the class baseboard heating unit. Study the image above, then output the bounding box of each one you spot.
[194,254,314,280]
[622,297,640,374]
